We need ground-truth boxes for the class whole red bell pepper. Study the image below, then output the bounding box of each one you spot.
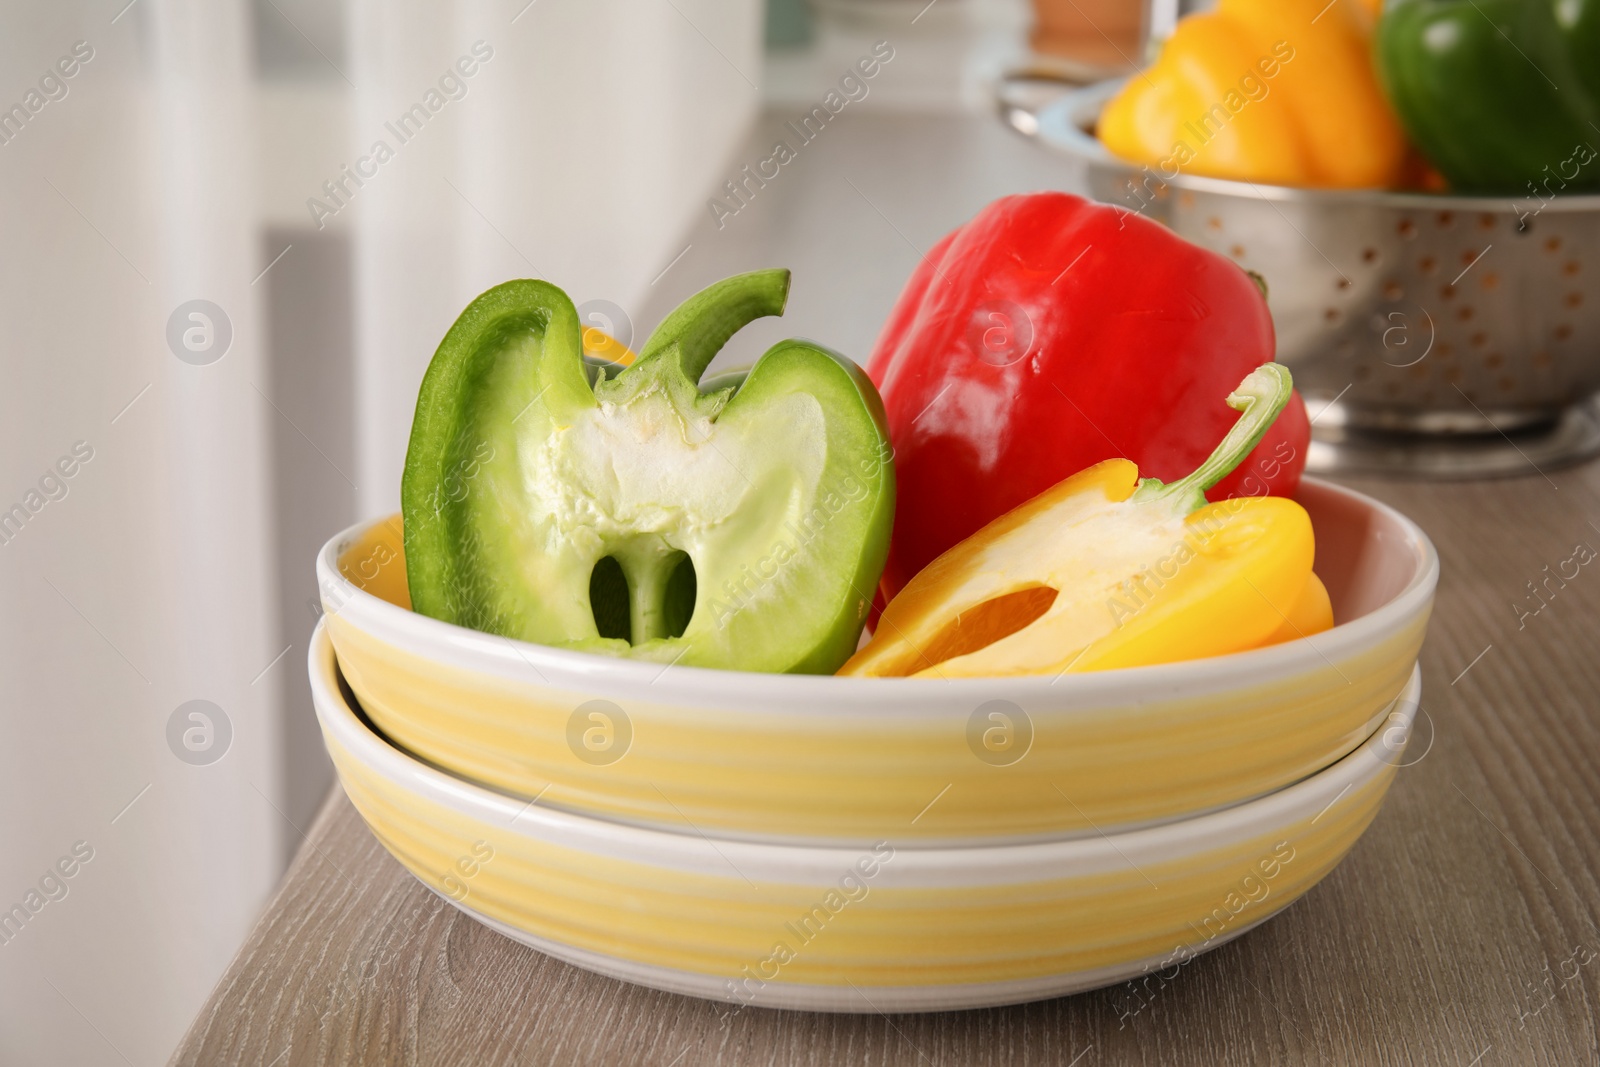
[868,192,1309,602]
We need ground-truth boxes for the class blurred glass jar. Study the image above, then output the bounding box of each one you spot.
[1031,0,1145,66]
[1031,0,1208,68]
[767,0,813,47]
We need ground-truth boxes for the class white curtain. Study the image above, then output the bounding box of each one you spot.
[0,0,281,1062]
[346,0,762,515]
[0,0,759,1060]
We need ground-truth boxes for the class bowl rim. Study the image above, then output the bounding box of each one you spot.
[310,617,1419,878]
[1033,78,1600,214]
[315,476,1438,711]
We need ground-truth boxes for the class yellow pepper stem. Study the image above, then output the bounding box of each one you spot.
[1132,362,1292,512]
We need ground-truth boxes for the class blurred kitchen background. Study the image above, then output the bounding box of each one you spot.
[0,0,1165,1060]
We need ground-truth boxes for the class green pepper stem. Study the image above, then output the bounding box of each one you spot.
[633,269,791,384]
[1130,363,1294,511]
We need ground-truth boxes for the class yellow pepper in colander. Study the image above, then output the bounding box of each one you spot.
[839,364,1331,679]
[1098,0,1407,189]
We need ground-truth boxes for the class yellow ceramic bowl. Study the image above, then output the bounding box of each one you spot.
[318,478,1436,846]
[311,620,1420,1011]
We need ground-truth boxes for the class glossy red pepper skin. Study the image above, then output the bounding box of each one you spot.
[867,192,1309,602]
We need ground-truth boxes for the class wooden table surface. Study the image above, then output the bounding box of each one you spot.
[167,472,1600,1067]
[172,113,1600,1065]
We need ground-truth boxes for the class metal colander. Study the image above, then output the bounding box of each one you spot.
[1013,78,1600,476]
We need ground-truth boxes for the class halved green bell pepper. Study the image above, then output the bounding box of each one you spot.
[1376,0,1600,193]
[402,269,895,674]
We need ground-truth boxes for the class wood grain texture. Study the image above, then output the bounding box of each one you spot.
[171,114,1600,1067]
[166,470,1600,1067]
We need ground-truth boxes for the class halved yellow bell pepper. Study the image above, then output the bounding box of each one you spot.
[1099,0,1406,188]
[1261,571,1333,647]
[840,365,1331,679]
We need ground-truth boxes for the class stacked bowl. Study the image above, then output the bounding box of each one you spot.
[311,477,1436,1012]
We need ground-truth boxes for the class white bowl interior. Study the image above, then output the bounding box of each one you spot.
[1295,480,1422,623]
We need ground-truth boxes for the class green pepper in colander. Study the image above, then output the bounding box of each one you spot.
[1376,0,1600,193]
